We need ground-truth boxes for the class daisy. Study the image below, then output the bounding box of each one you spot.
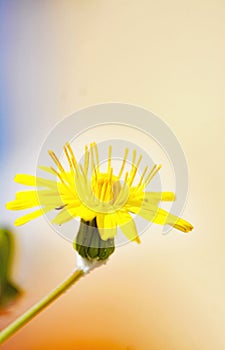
[6,142,193,260]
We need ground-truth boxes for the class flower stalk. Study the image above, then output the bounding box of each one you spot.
[0,269,84,344]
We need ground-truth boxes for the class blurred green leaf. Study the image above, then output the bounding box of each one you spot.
[0,228,21,309]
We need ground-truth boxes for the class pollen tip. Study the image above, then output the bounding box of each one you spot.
[135,236,141,244]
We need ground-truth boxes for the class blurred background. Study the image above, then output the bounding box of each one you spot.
[0,1,225,349]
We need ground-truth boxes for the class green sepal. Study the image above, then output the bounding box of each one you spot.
[98,237,115,260]
[87,220,100,260]
[74,218,115,261]
[0,228,21,309]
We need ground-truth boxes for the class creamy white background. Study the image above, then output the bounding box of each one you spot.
[1,1,225,349]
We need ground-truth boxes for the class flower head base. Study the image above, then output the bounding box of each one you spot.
[6,142,193,261]
[75,218,115,261]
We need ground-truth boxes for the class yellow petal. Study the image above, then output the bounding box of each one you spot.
[14,174,37,186]
[14,207,52,226]
[144,192,176,202]
[118,212,140,243]
[38,166,57,175]
[14,174,58,189]
[52,207,74,225]
[68,204,95,222]
[96,214,117,240]
[6,199,38,210]
[127,191,176,209]
[130,205,193,233]
[6,190,64,211]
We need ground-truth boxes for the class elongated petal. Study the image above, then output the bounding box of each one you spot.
[130,205,193,233]
[14,174,58,189]
[144,192,176,202]
[118,212,140,243]
[6,199,38,210]
[127,191,176,209]
[52,207,74,225]
[96,214,117,240]
[68,204,95,222]
[14,207,53,226]
[38,166,57,175]
[14,174,37,186]
[6,190,64,210]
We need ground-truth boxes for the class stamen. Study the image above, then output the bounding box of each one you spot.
[123,171,129,185]
[50,167,66,184]
[118,148,129,179]
[93,143,100,172]
[145,164,162,186]
[119,172,128,195]
[109,167,113,183]
[144,164,157,182]
[79,164,86,178]
[100,181,108,202]
[108,145,112,173]
[84,145,89,175]
[114,172,128,206]
[137,165,148,187]
[48,151,65,172]
[90,143,97,178]
[63,145,73,171]
[129,155,143,186]
[99,168,113,203]
[131,150,137,172]
[65,143,78,172]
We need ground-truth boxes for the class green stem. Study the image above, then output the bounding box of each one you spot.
[0,269,84,344]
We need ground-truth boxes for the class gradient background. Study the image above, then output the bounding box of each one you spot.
[0,1,225,349]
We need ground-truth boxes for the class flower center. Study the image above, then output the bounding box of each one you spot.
[91,172,120,203]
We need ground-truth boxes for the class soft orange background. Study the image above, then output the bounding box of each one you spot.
[1,1,225,349]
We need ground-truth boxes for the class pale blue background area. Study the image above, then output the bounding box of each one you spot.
[0,1,14,160]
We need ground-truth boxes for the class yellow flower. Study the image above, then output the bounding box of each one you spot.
[6,142,193,244]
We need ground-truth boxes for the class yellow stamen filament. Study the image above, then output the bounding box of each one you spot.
[118,148,129,179]
[50,146,82,199]
[123,171,128,187]
[50,167,66,184]
[79,164,86,178]
[93,142,99,172]
[84,145,89,175]
[137,165,149,187]
[145,164,162,186]
[144,164,156,183]
[100,181,108,202]
[108,145,112,172]
[114,172,128,206]
[129,155,143,186]
[49,149,77,193]
[48,151,65,173]
[131,150,137,172]
[64,145,73,171]
[98,168,113,202]
[65,143,78,173]
[90,143,97,178]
